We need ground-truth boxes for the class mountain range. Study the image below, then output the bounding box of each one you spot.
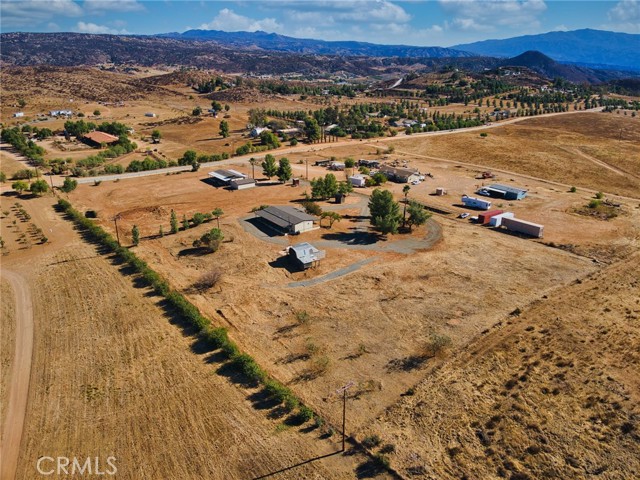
[453,29,640,72]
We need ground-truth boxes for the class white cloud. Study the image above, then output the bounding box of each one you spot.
[83,0,145,13]
[75,21,129,34]
[439,0,547,31]
[198,8,283,32]
[1,0,83,27]
[605,0,640,33]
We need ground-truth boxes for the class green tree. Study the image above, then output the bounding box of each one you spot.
[248,108,267,127]
[344,158,356,168]
[29,179,49,195]
[219,120,230,138]
[211,101,223,112]
[211,208,224,229]
[0,172,7,183]
[180,150,198,166]
[368,188,401,235]
[406,201,431,231]
[193,228,224,252]
[132,225,140,246]
[262,154,278,179]
[61,177,78,193]
[12,180,29,195]
[304,117,321,142]
[302,201,322,216]
[182,214,189,230]
[259,130,280,148]
[277,157,293,183]
[338,181,353,196]
[192,212,206,226]
[192,106,202,116]
[93,109,101,116]
[224,104,230,112]
[151,130,162,143]
[320,211,342,228]
[170,209,179,234]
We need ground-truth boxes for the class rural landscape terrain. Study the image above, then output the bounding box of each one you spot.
[1,15,639,480]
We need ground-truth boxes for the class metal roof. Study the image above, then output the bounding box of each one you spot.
[290,242,325,265]
[230,178,256,186]
[487,184,528,194]
[208,169,247,182]
[83,131,119,144]
[255,206,316,229]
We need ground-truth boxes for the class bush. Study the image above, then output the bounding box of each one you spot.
[595,191,604,199]
[193,268,222,291]
[362,434,382,448]
[570,186,577,193]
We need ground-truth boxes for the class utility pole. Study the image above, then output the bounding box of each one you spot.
[305,158,309,180]
[113,214,121,246]
[336,381,355,452]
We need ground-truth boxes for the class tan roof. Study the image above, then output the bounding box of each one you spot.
[83,131,119,144]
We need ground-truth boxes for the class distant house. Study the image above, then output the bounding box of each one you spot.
[208,169,247,186]
[13,112,24,118]
[276,127,301,136]
[349,175,367,188]
[250,127,268,138]
[479,184,528,200]
[287,242,325,270]
[82,131,120,147]
[461,195,492,210]
[144,112,157,118]
[229,178,256,190]
[379,165,420,183]
[255,206,317,235]
[50,110,73,117]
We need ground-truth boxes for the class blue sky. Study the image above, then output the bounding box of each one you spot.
[1,1,638,46]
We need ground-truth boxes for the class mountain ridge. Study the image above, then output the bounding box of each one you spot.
[453,29,640,71]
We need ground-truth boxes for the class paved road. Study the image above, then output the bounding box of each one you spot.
[0,270,34,480]
[41,107,605,187]
[287,257,379,288]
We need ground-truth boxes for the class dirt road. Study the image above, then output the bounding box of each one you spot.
[0,270,33,480]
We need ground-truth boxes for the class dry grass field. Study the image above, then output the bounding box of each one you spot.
[364,252,640,480]
[3,66,640,479]
[0,280,16,426]
[0,195,377,480]
[67,167,600,436]
[387,112,640,198]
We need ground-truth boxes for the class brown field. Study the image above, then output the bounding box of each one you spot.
[387,112,640,198]
[365,252,640,480]
[0,195,376,480]
[3,67,640,479]
[0,279,15,426]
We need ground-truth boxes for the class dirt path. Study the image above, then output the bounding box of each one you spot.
[0,270,33,480]
[558,145,640,181]
[287,257,379,288]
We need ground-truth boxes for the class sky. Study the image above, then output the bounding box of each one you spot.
[1,0,638,47]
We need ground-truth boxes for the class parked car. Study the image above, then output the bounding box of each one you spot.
[411,180,420,185]
[477,189,491,196]
[459,212,470,219]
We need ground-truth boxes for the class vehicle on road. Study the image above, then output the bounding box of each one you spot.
[459,212,470,219]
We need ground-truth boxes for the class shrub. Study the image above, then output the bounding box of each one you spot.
[362,434,382,448]
[231,354,267,383]
[595,191,604,199]
[570,186,577,193]
[193,268,223,291]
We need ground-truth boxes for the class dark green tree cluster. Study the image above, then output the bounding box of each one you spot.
[368,188,401,235]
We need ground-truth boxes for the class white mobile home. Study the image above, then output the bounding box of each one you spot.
[349,175,367,188]
[461,195,492,210]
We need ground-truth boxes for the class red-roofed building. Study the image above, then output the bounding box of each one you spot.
[82,131,119,148]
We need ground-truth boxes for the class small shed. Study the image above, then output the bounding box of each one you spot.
[349,175,366,188]
[229,178,256,190]
[13,112,24,118]
[288,242,326,270]
[435,187,446,196]
[144,112,157,118]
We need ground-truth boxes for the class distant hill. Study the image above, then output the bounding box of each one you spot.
[159,29,474,58]
[453,29,640,71]
[499,51,623,83]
